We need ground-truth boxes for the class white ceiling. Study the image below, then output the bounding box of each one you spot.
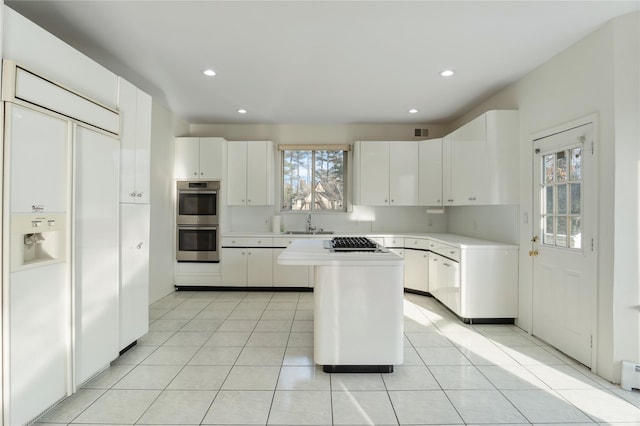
[5,1,638,125]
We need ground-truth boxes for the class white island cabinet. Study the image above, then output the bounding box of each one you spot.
[279,239,404,373]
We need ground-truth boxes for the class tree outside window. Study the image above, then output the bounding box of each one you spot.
[282,149,346,211]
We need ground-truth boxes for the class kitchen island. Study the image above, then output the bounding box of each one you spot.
[278,238,404,373]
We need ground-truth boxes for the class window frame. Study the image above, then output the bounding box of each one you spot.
[279,146,350,213]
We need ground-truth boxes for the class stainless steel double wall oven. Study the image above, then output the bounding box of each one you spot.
[176,180,220,262]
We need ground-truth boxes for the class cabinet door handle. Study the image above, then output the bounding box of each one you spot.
[468,197,476,201]
[443,263,451,267]
[200,172,204,175]
[193,172,197,176]
[384,199,388,203]
[136,192,142,197]
[130,192,136,197]
[437,199,441,203]
[248,199,251,203]
[136,242,143,249]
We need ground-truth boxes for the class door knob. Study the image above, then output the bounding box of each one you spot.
[528,250,539,257]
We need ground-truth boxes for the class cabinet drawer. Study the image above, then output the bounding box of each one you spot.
[405,238,430,250]
[272,237,302,248]
[384,236,404,248]
[221,237,273,247]
[427,241,460,262]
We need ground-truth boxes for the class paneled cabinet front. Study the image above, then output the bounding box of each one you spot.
[220,237,273,286]
[442,110,519,206]
[418,138,443,206]
[119,203,149,350]
[118,78,152,203]
[355,141,419,206]
[175,137,224,179]
[227,141,274,205]
[404,248,429,293]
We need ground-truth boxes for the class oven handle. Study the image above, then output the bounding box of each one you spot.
[177,190,218,195]
[177,225,218,231]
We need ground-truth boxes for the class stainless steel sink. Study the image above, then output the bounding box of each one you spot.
[284,230,334,235]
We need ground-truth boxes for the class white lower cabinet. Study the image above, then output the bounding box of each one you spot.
[220,248,247,286]
[427,240,517,321]
[273,237,310,287]
[221,237,273,286]
[119,204,150,350]
[404,249,429,293]
[440,256,461,316]
[428,251,461,315]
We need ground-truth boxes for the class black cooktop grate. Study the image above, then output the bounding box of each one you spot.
[328,237,378,251]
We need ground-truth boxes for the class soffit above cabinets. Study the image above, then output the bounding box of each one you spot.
[5,1,638,124]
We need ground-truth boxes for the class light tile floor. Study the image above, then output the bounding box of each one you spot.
[37,290,640,425]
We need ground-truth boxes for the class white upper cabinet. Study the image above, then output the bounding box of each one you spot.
[227,141,274,206]
[118,78,151,204]
[357,141,389,206]
[418,138,443,206]
[443,110,519,206]
[451,114,487,204]
[355,141,419,206]
[3,8,119,109]
[175,137,225,179]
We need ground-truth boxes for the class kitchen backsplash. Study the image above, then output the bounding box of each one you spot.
[222,205,448,234]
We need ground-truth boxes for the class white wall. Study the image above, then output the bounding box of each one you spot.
[148,101,188,304]
[611,12,640,382]
[189,123,449,142]
[452,11,639,382]
[448,205,519,245]
[225,205,448,234]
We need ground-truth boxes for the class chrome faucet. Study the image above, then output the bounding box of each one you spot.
[306,213,316,233]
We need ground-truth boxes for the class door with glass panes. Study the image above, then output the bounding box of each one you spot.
[532,122,596,367]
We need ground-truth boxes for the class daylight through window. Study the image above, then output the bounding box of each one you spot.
[282,148,347,212]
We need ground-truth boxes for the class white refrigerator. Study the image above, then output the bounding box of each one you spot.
[2,106,120,423]
[3,103,71,426]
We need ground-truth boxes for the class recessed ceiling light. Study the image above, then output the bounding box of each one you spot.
[409,109,418,114]
[440,69,454,77]
[203,69,216,77]
[237,109,247,114]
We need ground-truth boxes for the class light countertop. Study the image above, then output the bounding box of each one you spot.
[278,239,404,267]
[222,231,518,249]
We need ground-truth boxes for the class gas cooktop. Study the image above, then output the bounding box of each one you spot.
[324,237,379,252]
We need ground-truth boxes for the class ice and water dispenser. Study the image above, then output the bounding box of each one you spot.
[11,213,66,271]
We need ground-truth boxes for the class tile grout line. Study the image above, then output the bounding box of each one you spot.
[133,292,223,425]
